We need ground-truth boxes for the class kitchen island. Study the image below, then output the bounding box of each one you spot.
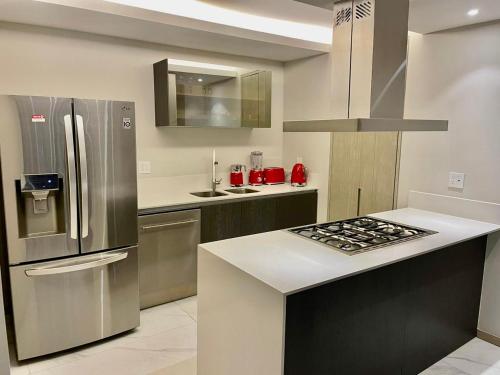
[197,208,500,375]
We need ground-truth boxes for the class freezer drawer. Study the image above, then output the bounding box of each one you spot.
[10,247,139,360]
[139,209,200,309]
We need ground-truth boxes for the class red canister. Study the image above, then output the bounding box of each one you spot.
[230,164,246,187]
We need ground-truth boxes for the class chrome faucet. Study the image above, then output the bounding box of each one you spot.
[212,150,222,192]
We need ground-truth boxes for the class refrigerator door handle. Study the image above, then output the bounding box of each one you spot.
[24,251,128,277]
[63,115,78,240]
[76,115,89,238]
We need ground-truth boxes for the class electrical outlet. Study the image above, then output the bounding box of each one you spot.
[138,161,152,174]
[448,172,465,189]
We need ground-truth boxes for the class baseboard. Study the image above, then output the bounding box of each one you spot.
[477,329,500,347]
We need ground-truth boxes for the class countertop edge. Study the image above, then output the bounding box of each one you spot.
[138,188,318,215]
[198,208,500,296]
[281,232,495,296]
[201,232,495,297]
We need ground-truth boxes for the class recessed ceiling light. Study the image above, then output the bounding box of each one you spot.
[197,78,203,82]
[467,8,479,16]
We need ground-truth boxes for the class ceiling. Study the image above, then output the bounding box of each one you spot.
[197,0,500,34]
[208,0,500,34]
[0,0,499,62]
[0,0,331,62]
[189,0,333,31]
[103,0,332,44]
[409,0,500,34]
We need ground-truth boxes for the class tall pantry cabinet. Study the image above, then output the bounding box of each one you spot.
[328,132,400,220]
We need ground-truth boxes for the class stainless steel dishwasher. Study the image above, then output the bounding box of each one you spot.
[138,209,200,309]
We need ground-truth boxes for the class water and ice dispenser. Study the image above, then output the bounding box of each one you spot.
[16,173,65,238]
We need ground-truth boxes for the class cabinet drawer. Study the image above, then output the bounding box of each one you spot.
[11,247,139,360]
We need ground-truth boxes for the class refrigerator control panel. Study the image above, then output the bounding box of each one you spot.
[21,173,59,192]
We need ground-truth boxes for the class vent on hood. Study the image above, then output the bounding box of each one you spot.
[285,0,448,132]
[335,7,351,26]
[355,1,372,19]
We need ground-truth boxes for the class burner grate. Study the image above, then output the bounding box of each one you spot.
[289,217,437,256]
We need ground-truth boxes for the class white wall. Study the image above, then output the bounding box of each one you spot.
[399,23,500,206]
[0,22,284,181]
[283,53,333,221]
[400,21,500,344]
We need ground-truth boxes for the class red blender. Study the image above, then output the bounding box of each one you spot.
[248,151,264,186]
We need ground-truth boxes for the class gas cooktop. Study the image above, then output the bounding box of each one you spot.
[289,217,437,255]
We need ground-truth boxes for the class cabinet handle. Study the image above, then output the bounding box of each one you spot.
[140,219,199,232]
[357,188,362,216]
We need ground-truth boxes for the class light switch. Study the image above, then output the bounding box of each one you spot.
[448,172,465,189]
[138,161,152,174]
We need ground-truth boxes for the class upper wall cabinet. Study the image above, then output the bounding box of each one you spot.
[241,70,271,128]
[153,59,272,128]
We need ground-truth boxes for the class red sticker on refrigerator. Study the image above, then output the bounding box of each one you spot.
[31,114,46,123]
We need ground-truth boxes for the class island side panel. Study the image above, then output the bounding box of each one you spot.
[284,252,409,375]
[198,248,286,375]
[478,232,500,342]
[283,236,486,375]
[403,236,487,374]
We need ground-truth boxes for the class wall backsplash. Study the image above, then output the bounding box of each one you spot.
[0,22,284,180]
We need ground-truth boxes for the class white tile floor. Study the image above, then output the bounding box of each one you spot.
[9,297,197,375]
[9,296,500,375]
[422,338,500,375]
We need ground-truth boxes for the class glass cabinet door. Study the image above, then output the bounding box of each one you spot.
[154,59,271,128]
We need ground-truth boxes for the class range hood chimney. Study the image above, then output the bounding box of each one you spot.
[284,0,448,132]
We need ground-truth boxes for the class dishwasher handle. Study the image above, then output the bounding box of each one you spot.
[140,219,199,232]
[25,251,128,277]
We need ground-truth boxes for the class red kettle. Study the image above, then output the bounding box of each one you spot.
[291,158,307,187]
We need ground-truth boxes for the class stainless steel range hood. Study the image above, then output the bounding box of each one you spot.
[284,0,448,132]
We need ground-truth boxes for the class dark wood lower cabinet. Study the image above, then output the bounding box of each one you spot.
[201,191,317,243]
[275,192,317,230]
[201,201,242,243]
[240,198,277,236]
[284,236,487,375]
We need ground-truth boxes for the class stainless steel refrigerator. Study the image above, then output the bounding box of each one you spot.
[0,95,139,360]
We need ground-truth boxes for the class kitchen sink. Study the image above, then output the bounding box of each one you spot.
[190,191,228,198]
[224,188,260,194]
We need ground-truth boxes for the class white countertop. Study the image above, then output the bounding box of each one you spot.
[199,208,500,295]
[138,175,317,211]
